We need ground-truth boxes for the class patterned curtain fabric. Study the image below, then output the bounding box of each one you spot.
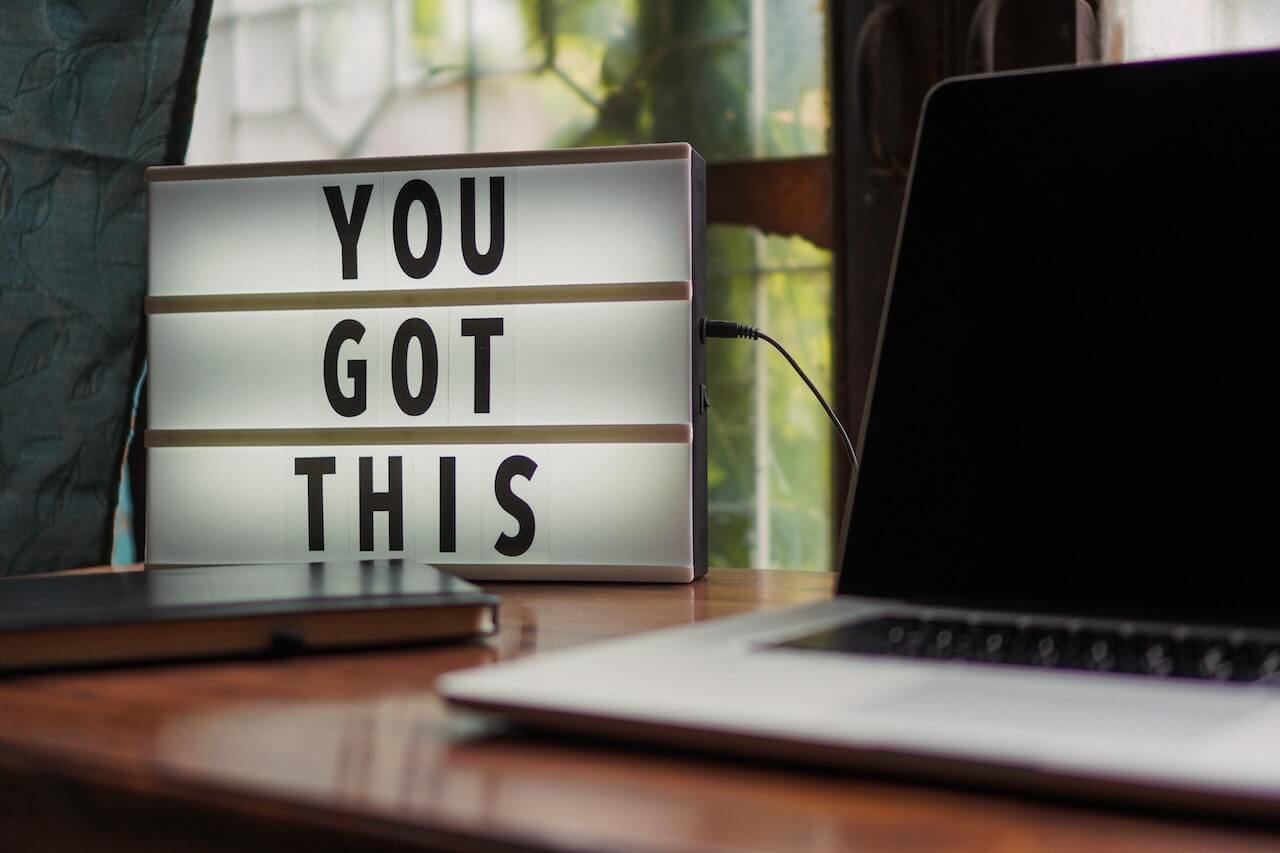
[0,1,210,575]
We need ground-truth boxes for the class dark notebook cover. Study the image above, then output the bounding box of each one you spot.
[0,560,497,671]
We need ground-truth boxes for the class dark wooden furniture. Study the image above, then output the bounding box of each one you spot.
[1,568,1276,852]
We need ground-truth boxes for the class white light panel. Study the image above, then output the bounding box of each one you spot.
[145,145,706,581]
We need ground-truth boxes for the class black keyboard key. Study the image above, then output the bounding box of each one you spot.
[774,615,1280,686]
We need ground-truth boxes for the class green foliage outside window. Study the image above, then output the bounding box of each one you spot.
[410,0,833,569]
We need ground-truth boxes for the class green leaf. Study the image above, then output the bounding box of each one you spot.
[601,33,640,88]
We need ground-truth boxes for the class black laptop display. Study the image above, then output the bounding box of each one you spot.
[840,51,1280,627]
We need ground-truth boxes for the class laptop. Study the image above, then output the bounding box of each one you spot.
[440,50,1280,817]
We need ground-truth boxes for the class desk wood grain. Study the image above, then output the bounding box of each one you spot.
[0,568,1276,853]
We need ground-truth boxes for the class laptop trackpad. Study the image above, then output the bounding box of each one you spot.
[859,675,1262,744]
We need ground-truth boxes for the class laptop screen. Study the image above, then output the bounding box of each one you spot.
[839,51,1280,626]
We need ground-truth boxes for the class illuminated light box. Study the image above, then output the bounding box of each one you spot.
[145,145,706,581]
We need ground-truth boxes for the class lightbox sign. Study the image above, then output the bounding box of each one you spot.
[145,144,706,581]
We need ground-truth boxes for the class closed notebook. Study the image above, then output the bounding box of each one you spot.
[0,560,497,672]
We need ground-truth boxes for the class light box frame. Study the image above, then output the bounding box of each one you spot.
[143,144,707,582]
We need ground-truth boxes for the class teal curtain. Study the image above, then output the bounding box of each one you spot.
[0,1,211,575]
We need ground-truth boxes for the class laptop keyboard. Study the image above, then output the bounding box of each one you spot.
[775,615,1280,684]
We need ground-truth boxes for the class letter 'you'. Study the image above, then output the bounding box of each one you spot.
[323,176,506,281]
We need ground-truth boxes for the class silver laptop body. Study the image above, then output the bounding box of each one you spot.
[441,51,1280,817]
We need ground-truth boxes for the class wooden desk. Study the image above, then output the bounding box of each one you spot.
[0,568,1276,853]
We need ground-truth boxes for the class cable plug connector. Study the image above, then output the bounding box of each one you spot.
[703,320,760,341]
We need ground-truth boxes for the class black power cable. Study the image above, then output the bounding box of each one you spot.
[703,320,859,473]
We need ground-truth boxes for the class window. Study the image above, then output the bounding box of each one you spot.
[1101,0,1280,60]
[188,0,836,570]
